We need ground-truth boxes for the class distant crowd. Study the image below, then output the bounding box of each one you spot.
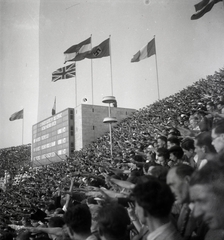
[1,68,224,240]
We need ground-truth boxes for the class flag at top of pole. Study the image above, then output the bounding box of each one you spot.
[64,37,91,63]
[86,38,110,59]
[131,38,156,62]
[9,109,23,121]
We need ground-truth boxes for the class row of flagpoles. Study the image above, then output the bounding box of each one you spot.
[51,35,160,109]
[9,35,160,146]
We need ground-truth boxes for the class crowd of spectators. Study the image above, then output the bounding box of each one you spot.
[1,68,224,240]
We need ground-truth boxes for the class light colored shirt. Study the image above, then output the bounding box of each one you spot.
[147,222,171,240]
[146,222,182,240]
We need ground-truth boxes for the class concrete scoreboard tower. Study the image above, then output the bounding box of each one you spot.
[32,108,74,166]
[32,104,136,166]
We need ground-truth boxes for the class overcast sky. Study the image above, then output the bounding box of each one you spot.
[1,0,224,149]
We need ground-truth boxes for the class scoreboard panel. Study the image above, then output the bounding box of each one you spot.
[32,108,74,166]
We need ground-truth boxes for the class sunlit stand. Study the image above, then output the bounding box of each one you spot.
[102,96,117,160]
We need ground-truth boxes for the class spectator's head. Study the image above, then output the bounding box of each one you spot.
[147,166,168,183]
[64,204,92,240]
[166,164,194,204]
[206,101,215,112]
[211,121,224,153]
[97,203,130,240]
[157,148,169,166]
[132,178,174,225]
[167,128,180,138]
[181,137,195,158]
[194,131,216,159]
[157,136,167,149]
[189,160,224,230]
[189,115,200,130]
[168,146,184,162]
[167,136,180,149]
[217,101,224,111]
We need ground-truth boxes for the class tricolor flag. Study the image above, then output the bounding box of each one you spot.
[131,38,156,63]
[86,38,110,59]
[64,37,91,63]
[9,109,23,121]
[52,97,56,116]
[52,63,76,82]
[191,0,222,20]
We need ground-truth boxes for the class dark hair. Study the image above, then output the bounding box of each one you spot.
[64,204,91,235]
[132,178,174,218]
[173,164,194,179]
[157,147,170,160]
[181,137,195,151]
[168,128,180,137]
[47,203,56,212]
[48,216,65,228]
[167,136,180,146]
[133,155,145,163]
[97,203,130,240]
[168,146,184,159]
[195,131,216,153]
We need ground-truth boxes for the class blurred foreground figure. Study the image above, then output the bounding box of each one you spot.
[189,160,224,239]
[132,178,183,240]
[64,204,98,240]
[97,203,130,240]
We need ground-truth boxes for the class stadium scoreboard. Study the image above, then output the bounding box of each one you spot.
[32,108,74,165]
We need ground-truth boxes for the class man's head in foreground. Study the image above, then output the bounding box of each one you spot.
[189,160,224,230]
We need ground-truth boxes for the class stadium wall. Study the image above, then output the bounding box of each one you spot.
[75,104,136,150]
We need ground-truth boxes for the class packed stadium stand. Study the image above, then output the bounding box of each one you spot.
[0,68,224,230]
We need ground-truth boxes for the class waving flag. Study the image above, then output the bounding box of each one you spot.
[194,0,210,11]
[191,0,222,20]
[9,109,23,121]
[52,63,76,82]
[86,38,110,59]
[131,38,156,62]
[64,37,91,63]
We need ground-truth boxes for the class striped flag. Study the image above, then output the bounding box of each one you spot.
[131,38,156,62]
[52,63,76,82]
[64,37,91,63]
[9,109,23,121]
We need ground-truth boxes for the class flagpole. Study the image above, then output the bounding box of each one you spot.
[154,35,160,100]
[22,108,24,145]
[109,35,114,96]
[90,34,94,105]
[75,63,78,107]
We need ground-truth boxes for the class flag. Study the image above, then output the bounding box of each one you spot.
[191,0,222,20]
[64,37,91,63]
[86,38,110,59]
[52,63,76,82]
[52,97,56,116]
[9,109,23,121]
[131,38,156,62]
[194,0,210,11]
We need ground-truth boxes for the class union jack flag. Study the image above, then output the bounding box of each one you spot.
[52,63,76,82]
